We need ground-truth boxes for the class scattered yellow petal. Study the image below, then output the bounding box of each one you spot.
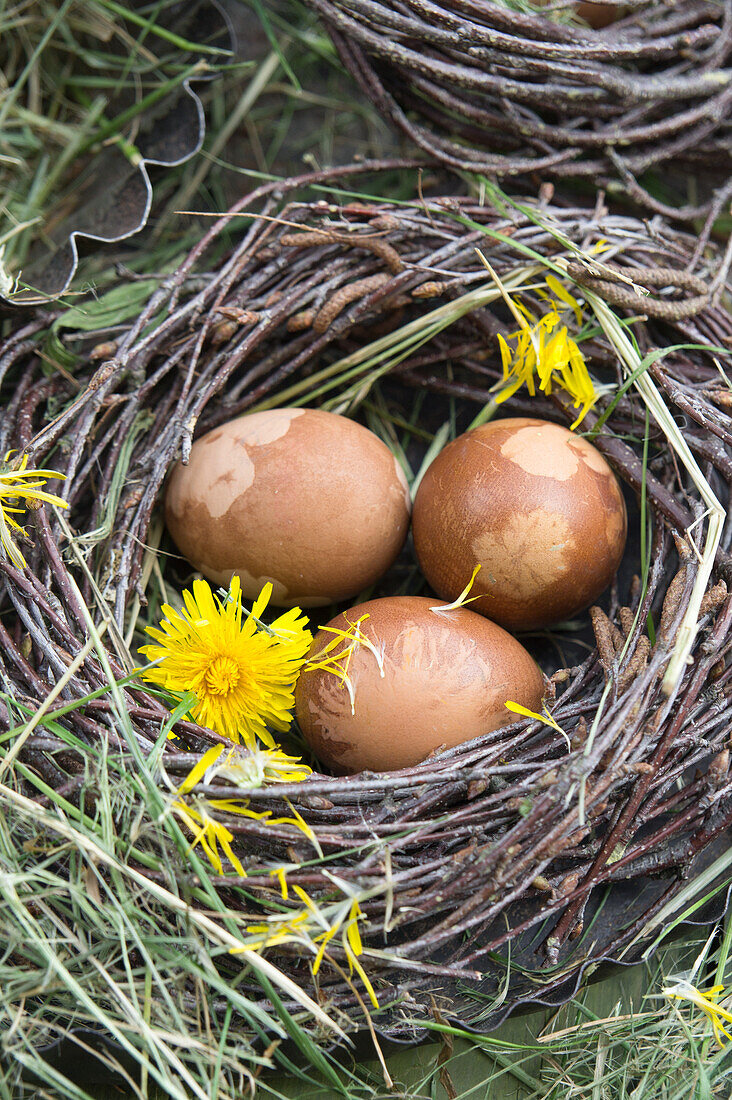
[292,884,321,918]
[171,742,316,878]
[283,800,319,848]
[346,899,364,956]
[305,612,385,716]
[505,701,562,733]
[200,745,312,788]
[312,921,340,975]
[478,266,598,430]
[0,452,68,569]
[430,564,482,614]
[239,882,378,1006]
[271,866,289,900]
[545,274,582,326]
[664,980,732,1047]
[344,938,379,1008]
[178,744,225,795]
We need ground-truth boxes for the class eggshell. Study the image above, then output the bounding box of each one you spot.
[165,408,411,606]
[536,0,619,28]
[295,595,545,773]
[574,2,619,28]
[412,418,627,631]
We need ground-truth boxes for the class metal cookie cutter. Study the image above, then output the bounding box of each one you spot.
[3,0,235,306]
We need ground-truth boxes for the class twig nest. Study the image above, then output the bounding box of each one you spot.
[295,596,545,773]
[165,408,411,606]
[305,0,732,205]
[413,418,627,631]
[7,178,732,1035]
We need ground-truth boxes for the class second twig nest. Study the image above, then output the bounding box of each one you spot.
[304,0,732,219]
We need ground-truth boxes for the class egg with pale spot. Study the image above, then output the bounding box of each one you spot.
[295,596,545,773]
[165,408,411,606]
[412,418,627,631]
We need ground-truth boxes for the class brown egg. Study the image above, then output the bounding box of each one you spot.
[295,596,545,773]
[412,418,627,631]
[165,408,411,606]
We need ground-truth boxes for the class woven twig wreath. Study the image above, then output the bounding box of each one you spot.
[3,165,732,1038]
[302,0,732,221]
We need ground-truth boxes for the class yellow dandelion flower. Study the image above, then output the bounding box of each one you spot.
[0,452,68,569]
[141,577,312,747]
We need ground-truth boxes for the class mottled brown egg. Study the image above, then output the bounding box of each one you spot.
[165,408,411,606]
[412,418,627,631]
[295,596,545,773]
